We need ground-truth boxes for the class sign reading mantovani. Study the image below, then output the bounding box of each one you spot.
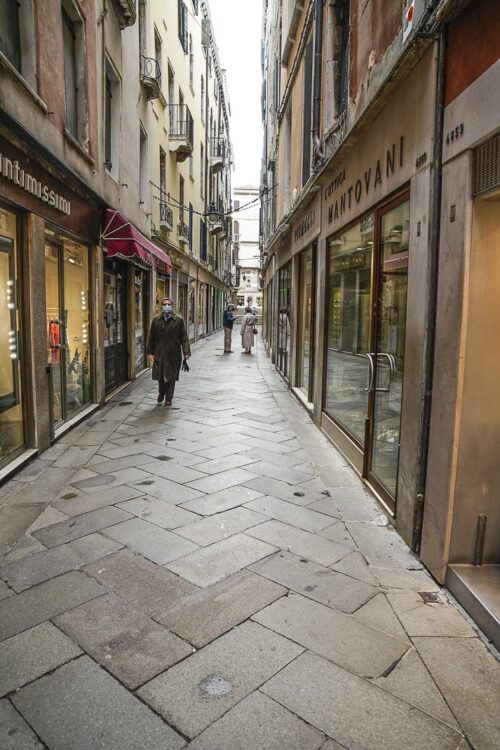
[0,153,71,216]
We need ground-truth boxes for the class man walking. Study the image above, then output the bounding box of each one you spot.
[147,297,190,405]
[223,303,235,353]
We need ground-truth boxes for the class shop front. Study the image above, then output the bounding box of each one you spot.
[318,48,435,517]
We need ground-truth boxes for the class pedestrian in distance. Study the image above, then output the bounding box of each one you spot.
[147,297,190,406]
[223,303,235,353]
[240,306,257,355]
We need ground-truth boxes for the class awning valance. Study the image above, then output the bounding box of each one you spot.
[101,208,173,275]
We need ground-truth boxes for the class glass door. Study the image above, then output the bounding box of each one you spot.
[45,242,64,426]
[104,258,128,394]
[368,201,410,501]
[297,247,314,401]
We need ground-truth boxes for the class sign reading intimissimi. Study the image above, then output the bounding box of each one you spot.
[0,153,71,215]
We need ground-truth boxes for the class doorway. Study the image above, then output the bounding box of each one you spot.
[296,246,315,403]
[104,257,128,395]
[325,196,410,511]
[45,236,91,430]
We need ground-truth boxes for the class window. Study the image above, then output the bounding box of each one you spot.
[159,147,167,197]
[189,153,194,180]
[179,175,185,224]
[191,0,199,14]
[331,0,350,116]
[104,58,120,177]
[139,125,148,208]
[302,39,313,185]
[189,203,193,253]
[178,0,188,53]
[62,1,88,146]
[200,143,204,198]
[138,0,146,56]
[189,34,193,89]
[0,0,36,87]
[200,218,207,260]
[284,105,292,213]
[154,28,162,86]
[201,75,205,119]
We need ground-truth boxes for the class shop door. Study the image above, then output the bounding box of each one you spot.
[297,247,315,402]
[104,259,128,394]
[367,200,409,506]
[326,197,409,511]
[45,239,91,429]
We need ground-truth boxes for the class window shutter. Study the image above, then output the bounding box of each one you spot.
[182,3,188,53]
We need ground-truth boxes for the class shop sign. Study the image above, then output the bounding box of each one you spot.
[332,252,367,273]
[292,193,320,248]
[0,134,100,241]
[325,136,405,227]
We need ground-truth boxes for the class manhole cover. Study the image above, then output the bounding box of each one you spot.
[198,674,233,698]
[418,591,442,604]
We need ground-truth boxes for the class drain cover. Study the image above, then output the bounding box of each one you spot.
[198,674,233,698]
[293,491,305,497]
[418,591,441,604]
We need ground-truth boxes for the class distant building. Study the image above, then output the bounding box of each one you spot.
[233,186,262,311]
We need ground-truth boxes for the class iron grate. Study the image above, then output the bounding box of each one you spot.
[473,132,500,196]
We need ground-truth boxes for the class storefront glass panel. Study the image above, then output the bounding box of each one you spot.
[45,234,91,426]
[326,216,374,443]
[104,257,127,394]
[0,207,24,461]
[188,278,196,340]
[178,282,187,322]
[370,202,409,496]
[297,248,314,399]
[134,270,147,372]
[277,263,291,379]
[155,276,168,314]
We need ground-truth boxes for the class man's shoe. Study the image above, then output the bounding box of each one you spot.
[164,400,172,406]
[157,394,164,404]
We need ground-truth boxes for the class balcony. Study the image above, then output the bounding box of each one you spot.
[169,104,194,162]
[111,0,137,29]
[209,137,225,173]
[178,219,190,246]
[159,201,173,231]
[140,56,161,100]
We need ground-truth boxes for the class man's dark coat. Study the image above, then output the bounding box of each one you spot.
[146,313,191,383]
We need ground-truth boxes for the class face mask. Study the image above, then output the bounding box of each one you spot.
[163,304,172,314]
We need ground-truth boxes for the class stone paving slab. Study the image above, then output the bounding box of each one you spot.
[330,550,378,585]
[246,461,313,485]
[130,475,203,505]
[181,486,263,515]
[243,475,326,506]
[191,454,258,476]
[261,652,463,750]
[12,656,185,750]
[186,468,259,495]
[0,571,105,642]
[0,578,13,600]
[346,523,422,570]
[155,569,286,647]
[0,621,81,697]
[137,621,303,739]
[175,506,266,546]
[0,506,45,557]
[32,506,132,547]
[250,551,377,614]
[0,699,45,749]
[387,591,477,637]
[139,461,207,484]
[245,520,352,566]
[245,496,334,532]
[414,636,500,750]
[117,495,200,529]
[253,592,409,679]
[166,532,278,587]
[103,518,199,565]
[188,690,326,750]
[55,592,192,689]
[0,533,122,592]
[352,592,410,642]
[84,548,198,616]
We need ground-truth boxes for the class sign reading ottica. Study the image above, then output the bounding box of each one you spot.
[324,136,405,227]
[0,152,71,215]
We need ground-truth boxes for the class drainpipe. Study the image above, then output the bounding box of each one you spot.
[411,25,447,554]
[312,0,324,158]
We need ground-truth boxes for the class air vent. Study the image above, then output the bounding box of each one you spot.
[473,133,500,197]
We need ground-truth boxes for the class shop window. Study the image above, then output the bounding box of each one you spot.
[277,263,292,379]
[62,0,89,147]
[0,0,36,88]
[0,207,24,462]
[104,58,121,177]
[134,270,147,372]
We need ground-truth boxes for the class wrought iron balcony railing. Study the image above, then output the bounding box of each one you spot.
[159,201,173,230]
[178,220,190,244]
[168,104,194,161]
[140,55,161,99]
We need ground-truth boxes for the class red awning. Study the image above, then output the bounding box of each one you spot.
[101,208,172,276]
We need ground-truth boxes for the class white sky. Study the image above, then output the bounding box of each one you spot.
[208,0,263,190]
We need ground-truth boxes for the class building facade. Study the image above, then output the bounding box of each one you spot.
[260,0,499,646]
[233,186,262,312]
[0,0,232,480]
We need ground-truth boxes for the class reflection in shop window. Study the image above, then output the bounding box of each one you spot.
[0,207,24,461]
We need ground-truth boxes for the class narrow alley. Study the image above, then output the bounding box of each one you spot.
[0,331,498,750]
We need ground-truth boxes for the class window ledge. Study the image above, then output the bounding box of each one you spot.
[0,52,48,113]
[63,129,94,166]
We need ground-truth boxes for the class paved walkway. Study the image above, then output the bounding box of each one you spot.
[0,331,498,750]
